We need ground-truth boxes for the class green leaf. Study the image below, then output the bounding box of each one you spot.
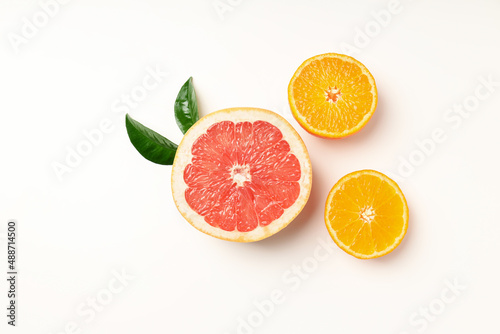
[174,77,199,134]
[125,114,178,165]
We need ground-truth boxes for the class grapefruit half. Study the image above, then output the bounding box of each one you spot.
[171,107,312,242]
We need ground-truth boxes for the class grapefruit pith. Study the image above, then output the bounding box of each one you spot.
[172,108,312,242]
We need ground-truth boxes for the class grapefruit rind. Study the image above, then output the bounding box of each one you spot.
[288,53,378,139]
[324,170,408,259]
[172,107,312,242]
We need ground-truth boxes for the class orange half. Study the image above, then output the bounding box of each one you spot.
[325,170,408,259]
[288,53,377,138]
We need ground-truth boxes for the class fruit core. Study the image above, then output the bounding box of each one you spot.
[325,86,341,103]
[360,207,375,223]
[231,164,251,187]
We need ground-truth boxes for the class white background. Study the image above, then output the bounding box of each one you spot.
[1,0,500,333]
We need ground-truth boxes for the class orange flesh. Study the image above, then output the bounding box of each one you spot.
[290,54,376,137]
[325,171,407,257]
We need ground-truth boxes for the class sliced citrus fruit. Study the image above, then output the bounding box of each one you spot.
[325,170,408,259]
[288,53,377,138]
[172,107,312,242]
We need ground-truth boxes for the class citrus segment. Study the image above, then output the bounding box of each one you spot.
[172,108,312,242]
[288,53,377,138]
[325,170,408,259]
